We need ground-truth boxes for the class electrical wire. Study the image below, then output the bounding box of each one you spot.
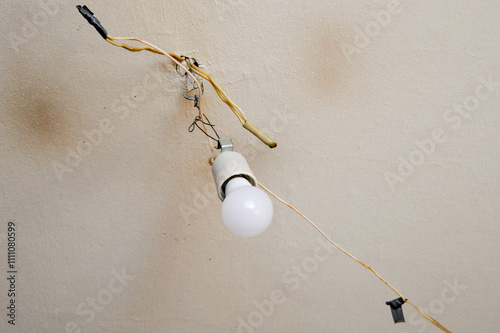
[258,182,452,333]
[105,35,276,148]
[77,5,276,148]
[76,8,453,331]
[188,113,220,143]
[106,36,216,152]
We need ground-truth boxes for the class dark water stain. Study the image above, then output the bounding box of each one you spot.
[300,18,357,99]
[7,85,72,156]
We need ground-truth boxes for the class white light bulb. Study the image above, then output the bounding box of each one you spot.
[221,177,273,237]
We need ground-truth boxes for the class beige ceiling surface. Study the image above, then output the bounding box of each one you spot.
[1,1,499,332]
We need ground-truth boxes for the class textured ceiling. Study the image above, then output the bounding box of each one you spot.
[1,1,499,332]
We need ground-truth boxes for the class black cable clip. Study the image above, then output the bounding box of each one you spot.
[385,297,407,324]
[76,5,108,39]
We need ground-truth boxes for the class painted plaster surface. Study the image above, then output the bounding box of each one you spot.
[0,1,499,332]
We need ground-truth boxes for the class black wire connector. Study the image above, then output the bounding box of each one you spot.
[76,5,108,39]
[386,297,407,324]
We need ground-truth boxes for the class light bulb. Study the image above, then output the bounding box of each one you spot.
[221,177,273,237]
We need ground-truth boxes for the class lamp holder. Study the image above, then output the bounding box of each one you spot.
[212,139,258,201]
